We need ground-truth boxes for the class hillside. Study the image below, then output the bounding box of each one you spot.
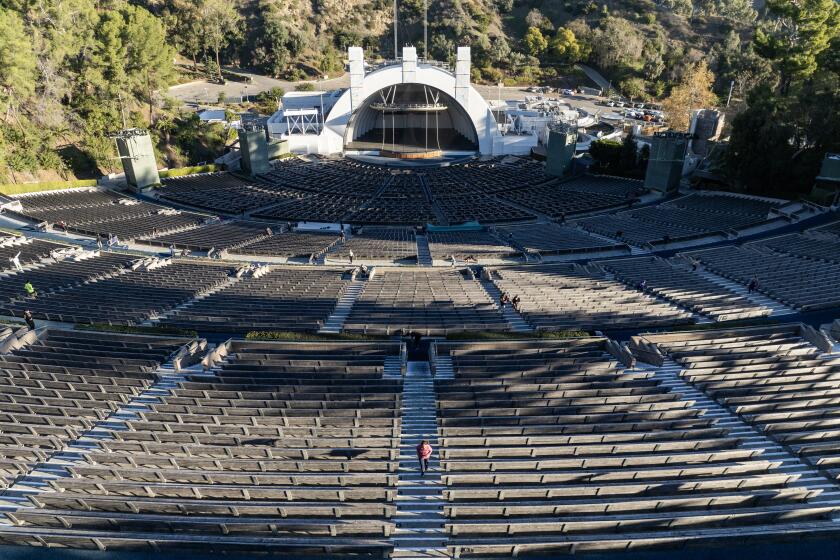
[203,0,759,99]
[1,0,837,197]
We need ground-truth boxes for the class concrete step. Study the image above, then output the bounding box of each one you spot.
[395,361,446,553]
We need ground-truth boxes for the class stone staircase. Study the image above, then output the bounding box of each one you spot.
[383,355,404,380]
[392,362,447,558]
[319,280,365,333]
[416,235,433,267]
[479,279,532,332]
[432,354,454,380]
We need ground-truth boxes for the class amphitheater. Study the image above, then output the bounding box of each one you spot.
[1,149,840,560]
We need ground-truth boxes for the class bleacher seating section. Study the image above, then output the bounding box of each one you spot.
[344,269,508,335]
[600,257,773,321]
[578,193,784,246]
[161,267,348,332]
[12,189,205,240]
[3,260,233,325]
[686,245,840,311]
[495,223,626,256]
[142,221,270,252]
[0,237,71,273]
[232,230,340,259]
[158,173,306,215]
[427,231,517,261]
[0,252,134,304]
[435,338,840,557]
[335,228,417,261]
[496,175,644,219]
[488,264,695,330]
[149,159,647,227]
[0,329,188,490]
[634,325,840,480]
[0,336,402,556]
[748,233,840,264]
[344,174,438,225]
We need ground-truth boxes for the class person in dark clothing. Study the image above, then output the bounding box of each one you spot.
[638,279,647,291]
[416,440,433,475]
[412,331,422,348]
[23,310,35,330]
[748,276,759,293]
[511,295,521,312]
[501,292,512,309]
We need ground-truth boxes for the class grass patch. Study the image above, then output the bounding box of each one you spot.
[446,329,591,341]
[246,330,392,342]
[158,165,220,179]
[0,179,98,196]
[269,151,294,161]
[76,323,198,337]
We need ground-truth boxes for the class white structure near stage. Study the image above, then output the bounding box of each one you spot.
[267,46,537,157]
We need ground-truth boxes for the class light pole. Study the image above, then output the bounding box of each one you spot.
[725,80,735,108]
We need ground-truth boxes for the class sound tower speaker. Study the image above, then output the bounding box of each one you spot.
[239,129,271,175]
[545,126,577,177]
[115,129,160,190]
[645,132,690,193]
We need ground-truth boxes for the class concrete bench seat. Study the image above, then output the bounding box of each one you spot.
[8,509,394,537]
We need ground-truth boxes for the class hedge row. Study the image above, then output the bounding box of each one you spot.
[158,165,219,179]
[446,329,591,341]
[245,330,392,342]
[0,179,98,196]
[76,323,198,337]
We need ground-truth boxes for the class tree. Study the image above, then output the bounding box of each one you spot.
[550,28,580,64]
[525,9,553,32]
[661,61,718,131]
[122,4,176,122]
[725,32,840,197]
[166,0,203,71]
[589,139,623,171]
[199,0,241,82]
[590,17,644,72]
[754,0,839,95]
[0,7,37,122]
[489,36,511,65]
[725,91,807,195]
[619,77,647,100]
[524,26,548,57]
[712,31,776,106]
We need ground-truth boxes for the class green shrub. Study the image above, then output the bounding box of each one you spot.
[446,329,590,341]
[245,331,391,342]
[158,164,219,179]
[76,323,198,337]
[0,179,98,195]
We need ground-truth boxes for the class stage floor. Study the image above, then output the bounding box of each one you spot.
[345,152,477,168]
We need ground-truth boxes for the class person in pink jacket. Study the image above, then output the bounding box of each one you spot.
[416,440,433,475]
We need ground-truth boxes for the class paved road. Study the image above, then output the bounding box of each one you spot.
[576,64,611,93]
[168,68,351,104]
